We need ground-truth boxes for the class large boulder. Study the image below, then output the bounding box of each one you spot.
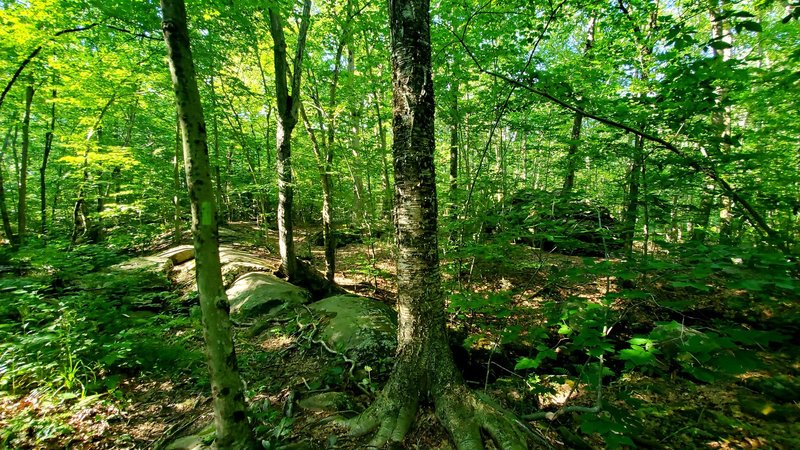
[226,272,311,320]
[172,246,277,290]
[309,295,397,369]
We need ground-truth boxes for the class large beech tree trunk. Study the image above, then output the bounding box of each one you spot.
[160,0,256,447]
[268,0,311,281]
[341,1,527,448]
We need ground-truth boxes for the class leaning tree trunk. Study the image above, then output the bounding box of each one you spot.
[160,0,256,447]
[268,0,310,281]
[18,85,33,245]
[341,1,528,448]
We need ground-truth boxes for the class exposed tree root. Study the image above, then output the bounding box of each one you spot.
[436,386,529,450]
[339,379,530,449]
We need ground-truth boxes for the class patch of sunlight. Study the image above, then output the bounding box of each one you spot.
[539,379,581,409]
[260,334,295,351]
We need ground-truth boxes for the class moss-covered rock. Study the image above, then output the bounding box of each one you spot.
[309,295,397,368]
[226,272,311,320]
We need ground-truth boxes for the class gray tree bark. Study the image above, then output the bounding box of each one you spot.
[160,0,256,447]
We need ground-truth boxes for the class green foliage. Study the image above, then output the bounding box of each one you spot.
[0,244,203,396]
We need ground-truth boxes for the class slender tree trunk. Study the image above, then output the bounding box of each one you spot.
[449,82,459,218]
[300,105,335,282]
[710,0,734,244]
[268,0,311,281]
[561,17,594,196]
[209,74,225,222]
[0,128,15,243]
[693,184,714,244]
[669,195,680,242]
[160,1,256,447]
[51,165,61,231]
[18,85,33,244]
[71,95,114,245]
[561,111,583,195]
[11,124,19,207]
[173,116,182,244]
[40,89,56,236]
[373,90,392,219]
[622,135,644,257]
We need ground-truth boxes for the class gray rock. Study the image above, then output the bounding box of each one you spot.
[173,246,276,290]
[309,295,397,368]
[226,272,311,320]
[114,245,195,274]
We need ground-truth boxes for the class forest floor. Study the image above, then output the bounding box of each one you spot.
[1,222,799,449]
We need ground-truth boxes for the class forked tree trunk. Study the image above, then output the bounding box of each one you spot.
[160,0,256,447]
[268,0,311,281]
[18,85,33,244]
[342,1,527,448]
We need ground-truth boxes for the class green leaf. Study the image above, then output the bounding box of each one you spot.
[619,346,656,367]
[736,21,762,33]
[515,357,539,370]
[708,40,733,50]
